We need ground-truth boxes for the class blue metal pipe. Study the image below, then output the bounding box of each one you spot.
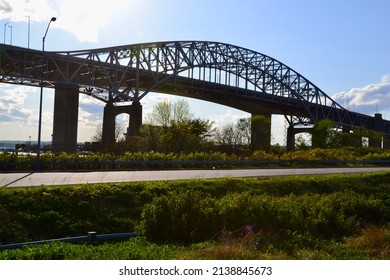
[0,232,137,250]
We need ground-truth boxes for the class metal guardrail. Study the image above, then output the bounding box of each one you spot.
[0,231,137,250]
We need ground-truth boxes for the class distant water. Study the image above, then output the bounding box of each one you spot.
[0,140,51,151]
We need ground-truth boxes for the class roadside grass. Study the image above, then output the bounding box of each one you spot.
[0,171,389,259]
[2,147,390,171]
[0,225,389,260]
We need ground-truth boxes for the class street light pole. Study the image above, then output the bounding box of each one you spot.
[7,25,12,45]
[3,22,9,44]
[26,15,30,48]
[37,17,57,167]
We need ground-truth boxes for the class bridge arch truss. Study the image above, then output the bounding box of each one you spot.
[1,41,390,150]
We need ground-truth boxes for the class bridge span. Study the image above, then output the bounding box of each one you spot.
[1,41,390,152]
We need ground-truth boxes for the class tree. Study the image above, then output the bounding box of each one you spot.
[236,118,251,146]
[145,99,194,128]
[295,134,310,150]
[173,99,194,122]
[146,100,172,129]
[143,99,213,153]
[348,127,383,148]
[140,124,164,151]
[214,123,242,152]
[91,121,125,142]
[363,129,383,148]
[162,118,214,152]
[311,119,341,148]
[214,117,252,152]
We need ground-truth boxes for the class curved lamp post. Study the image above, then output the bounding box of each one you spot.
[7,25,12,45]
[3,22,9,44]
[37,17,56,167]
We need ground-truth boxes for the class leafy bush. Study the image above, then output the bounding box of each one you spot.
[0,184,149,243]
[137,190,219,243]
[137,190,389,244]
[2,147,390,171]
[0,237,180,260]
[1,172,390,248]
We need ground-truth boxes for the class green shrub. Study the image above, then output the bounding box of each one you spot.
[1,173,389,247]
[137,190,389,244]
[137,190,219,243]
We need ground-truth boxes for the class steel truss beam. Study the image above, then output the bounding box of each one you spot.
[1,42,390,136]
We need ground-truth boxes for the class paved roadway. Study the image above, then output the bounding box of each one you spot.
[1,167,390,187]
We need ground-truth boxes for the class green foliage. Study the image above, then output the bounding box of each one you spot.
[0,184,151,243]
[140,99,215,153]
[0,237,180,260]
[252,150,279,160]
[279,147,372,161]
[251,115,271,151]
[1,226,389,260]
[160,118,215,153]
[2,146,390,171]
[137,190,219,243]
[214,117,252,152]
[310,119,384,149]
[1,172,390,260]
[137,187,389,245]
[1,172,390,259]
[312,119,341,148]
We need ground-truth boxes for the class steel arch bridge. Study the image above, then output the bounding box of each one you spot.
[1,41,390,151]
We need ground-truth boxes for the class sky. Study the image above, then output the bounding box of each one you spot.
[0,0,390,145]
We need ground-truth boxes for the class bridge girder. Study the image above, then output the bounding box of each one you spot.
[1,41,390,136]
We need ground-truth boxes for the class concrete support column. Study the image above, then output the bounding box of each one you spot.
[374,113,383,131]
[371,114,384,148]
[369,137,382,149]
[52,84,79,153]
[286,126,313,151]
[341,126,353,147]
[102,101,116,145]
[102,101,143,144]
[127,101,143,136]
[251,113,271,151]
[383,136,390,150]
[286,126,295,151]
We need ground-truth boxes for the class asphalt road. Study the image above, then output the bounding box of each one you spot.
[1,166,390,187]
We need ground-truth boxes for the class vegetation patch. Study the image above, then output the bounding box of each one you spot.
[2,147,390,171]
[0,172,390,259]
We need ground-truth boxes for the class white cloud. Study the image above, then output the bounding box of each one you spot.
[332,75,390,115]
[0,0,130,42]
[55,0,108,42]
[0,84,37,140]
[0,85,34,124]
[79,94,104,116]
[0,0,57,22]
[77,95,105,130]
[0,0,11,13]
[0,114,12,122]
[381,73,390,83]
[206,110,248,128]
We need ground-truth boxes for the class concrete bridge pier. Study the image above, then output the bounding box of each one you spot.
[251,113,271,151]
[383,136,390,149]
[286,125,313,151]
[102,101,143,145]
[52,84,79,153]
[286,126,295,151]
[127,101,142,137]
[102,101,117,144]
